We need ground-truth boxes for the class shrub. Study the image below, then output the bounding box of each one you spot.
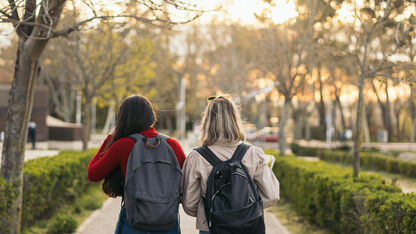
[84,197,102,210]
[310,126,326,140]
[362,192,416,233]
[333,144,351,152]
[46,213,78,234]
[289,143,321,156]
[0,149,96,228]
[0,178,18,232]
[272,153,416,233]
[319,150,416,179]
[361,146,380,153]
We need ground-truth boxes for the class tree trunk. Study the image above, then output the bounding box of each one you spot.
[103,103,115,134]
[82,97,92,151]
[0,38,43,233]
[353,73,365,178]
[331,98,337,140]
[278,96,291,155]
[395,107,401,141]
[166,115,173,134]
[410,86,416,142]
[410,87,416,142]
[305,113,311,140]
[363,103,370,143]
[291,104,302,139]
[317,68,326,137]
[384,83,393,141]
[294,114,303,139]
[372,81,392,142]
[1,2,67,231]
[334,87,346,133]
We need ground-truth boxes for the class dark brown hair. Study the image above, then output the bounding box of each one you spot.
[102,95,156,197]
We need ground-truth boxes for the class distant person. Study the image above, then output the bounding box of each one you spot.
[87,95,186,234]
[345,129,352,143]
[28,119,36,149]
[181,95,280,234]
[340,130,345,142]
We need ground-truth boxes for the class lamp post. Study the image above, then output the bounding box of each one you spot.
[176,77,186,140]
[76,91,81,124]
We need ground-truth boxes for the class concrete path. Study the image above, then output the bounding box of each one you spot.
[0,147,59,164]
[76,197,288,234]
[76,139,289,234]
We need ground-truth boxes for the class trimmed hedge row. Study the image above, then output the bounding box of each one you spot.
[270,152,416,233]
[319,150,416,179]
[289,143,322,156]
[0,149,96,228]
[289,142,351,156]
[0,177,17,227]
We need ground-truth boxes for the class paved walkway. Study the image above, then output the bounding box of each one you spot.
[76,140,289,234]
[76,197,288,234]
[0,146,59,164]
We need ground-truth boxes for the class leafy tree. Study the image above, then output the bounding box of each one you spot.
[60,23,154,150]
[0,38,17,84]
[342,0,411,177]
[0,0,201,231]
[254,0,343,154]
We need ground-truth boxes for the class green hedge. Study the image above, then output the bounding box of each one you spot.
[319,150,416,178]
[289,142,351,157]
[0,177,17,226]
[272,153,416,233]
[0,149,96,228]
[289,143,322,156]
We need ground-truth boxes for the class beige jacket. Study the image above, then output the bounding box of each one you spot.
[181,142,280,231]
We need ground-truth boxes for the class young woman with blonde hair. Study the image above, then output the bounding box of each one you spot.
[181,95,280,234]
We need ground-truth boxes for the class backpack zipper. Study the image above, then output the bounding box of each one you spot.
[232,170,248,178]
[209,182,231,227]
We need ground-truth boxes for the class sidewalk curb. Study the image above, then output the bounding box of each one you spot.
[76,198,120,234]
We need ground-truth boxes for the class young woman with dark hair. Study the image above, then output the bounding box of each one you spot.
[87,95,186,234]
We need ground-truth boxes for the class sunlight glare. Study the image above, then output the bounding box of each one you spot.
[225,0,298,25]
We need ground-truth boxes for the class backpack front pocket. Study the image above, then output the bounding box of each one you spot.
[133,193,179,226]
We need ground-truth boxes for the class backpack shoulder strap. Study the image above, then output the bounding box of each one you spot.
[195,145,222,166]
[156,133,169,141]
[231,143,250,162]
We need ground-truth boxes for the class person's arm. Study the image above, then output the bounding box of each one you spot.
[166,138,186,168]
[92,134,112,159]
[181,151,202,217]
[87,137,135,182]
[253,147,280,208]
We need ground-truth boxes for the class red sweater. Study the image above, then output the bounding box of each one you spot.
[87,127,186,182]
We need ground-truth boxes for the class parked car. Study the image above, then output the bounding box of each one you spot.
[247,127,279,142]
[243,122,258,140]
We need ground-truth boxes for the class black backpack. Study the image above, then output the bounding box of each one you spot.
[195,143,265,234]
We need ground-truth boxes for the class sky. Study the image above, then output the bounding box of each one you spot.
[196,0,298,25]
[0,0,300,48]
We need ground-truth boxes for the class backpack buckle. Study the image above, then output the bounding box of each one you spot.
[142,137,161,149]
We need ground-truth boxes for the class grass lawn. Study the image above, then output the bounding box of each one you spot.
[23,183,108,234]
[269,198,331,234]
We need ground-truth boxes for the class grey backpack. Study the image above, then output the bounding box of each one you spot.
[124,133,182,231]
